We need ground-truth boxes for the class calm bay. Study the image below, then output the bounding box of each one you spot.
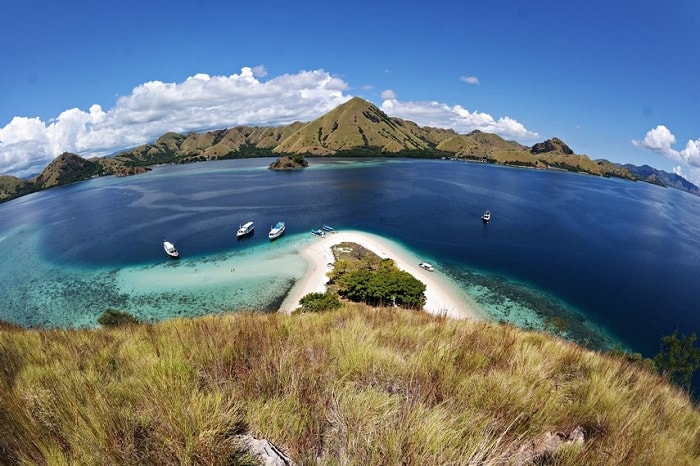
[1,157,698,359]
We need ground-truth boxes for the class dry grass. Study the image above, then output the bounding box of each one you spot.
[0,305,698,465]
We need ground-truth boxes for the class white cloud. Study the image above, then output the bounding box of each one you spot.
[680,138,700,166]
[675,165,700,187]
[633,125,700,167]
[251,65,267,77]
[381,89,396,100]
[0,66,540,178]
[688,168,700,187]
[0,67,351,177]
[460,75,480,85]
[632,125,679,158]
[380,98,538,140]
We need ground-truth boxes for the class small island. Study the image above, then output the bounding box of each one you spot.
[280,230,481,319]
[268,154,308,170]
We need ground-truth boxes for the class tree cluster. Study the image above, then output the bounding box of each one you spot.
[654,331,700,394]
[330,258,426,309]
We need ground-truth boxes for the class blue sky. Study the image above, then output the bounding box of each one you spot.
[1,0,698,183]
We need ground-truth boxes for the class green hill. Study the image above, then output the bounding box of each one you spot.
[32,152,105,189]
[273,96,432,155]
[0,175,31,202]
[0,306,698,464]
[9,96,700,203]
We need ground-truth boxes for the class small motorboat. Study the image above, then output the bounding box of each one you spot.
[269,221,286,240]
[419,262,434,272]
[481,210,491,223]
[163,241,179,258]
[322,225,335,233]
[237,221,254,238]
[311,229,326,237]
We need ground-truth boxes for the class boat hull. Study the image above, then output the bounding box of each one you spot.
[237,221,255,238]
[268,222,286,240]
[163,241,179,258]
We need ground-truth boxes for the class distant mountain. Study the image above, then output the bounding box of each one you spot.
[0,153,150,202]
[2,97,698,202]
[621,164,700,195]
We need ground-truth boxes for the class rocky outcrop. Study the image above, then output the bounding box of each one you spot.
[531,138,574,155]
[508,426,586,464]
[268,155,308,170]
[236,435,295,465]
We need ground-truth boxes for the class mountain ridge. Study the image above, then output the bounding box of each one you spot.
[1,97,697,202]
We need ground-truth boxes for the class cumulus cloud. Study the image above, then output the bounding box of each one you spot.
[632,125,678,157]
[381,89,397,100]
[0,67,351,177]
[460,75,480,85]
[0,66,539,178]
[380,98,538,140]
[633,125,700,167]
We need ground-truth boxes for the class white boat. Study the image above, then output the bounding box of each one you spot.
[237,221,255,238]
[311,229,325,237]
[268,221,285,240]
[322,225,335,233]
[419,262,434,272]
[163,241,179,258]
[481,210,491,223]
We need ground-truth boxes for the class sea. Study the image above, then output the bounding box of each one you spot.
[1,157,699,361]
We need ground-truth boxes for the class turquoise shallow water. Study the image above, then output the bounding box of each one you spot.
[0,213,617,353]
[6,226,312,328]
[0,158,698,361]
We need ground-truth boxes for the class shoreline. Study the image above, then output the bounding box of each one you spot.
[280,230,485,320]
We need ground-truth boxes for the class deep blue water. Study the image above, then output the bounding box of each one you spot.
[1,157,699,360]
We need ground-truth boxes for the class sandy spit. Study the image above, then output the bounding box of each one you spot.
[279,230,484,320]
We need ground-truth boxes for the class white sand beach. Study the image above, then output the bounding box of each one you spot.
[280,230,484,320]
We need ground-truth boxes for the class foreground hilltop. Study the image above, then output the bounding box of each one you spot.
[1,97,697,202]
[0,306,698,464]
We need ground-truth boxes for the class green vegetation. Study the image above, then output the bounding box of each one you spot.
[97,308,141,327]
[0,307,698,464]
[327,242,427,309]
[654,331,700,393]
[298,291,342,313]
[8,96,700,204]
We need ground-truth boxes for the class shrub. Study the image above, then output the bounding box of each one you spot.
[299,291,342,313]
[97,308,141,327]
[654,331,700,393]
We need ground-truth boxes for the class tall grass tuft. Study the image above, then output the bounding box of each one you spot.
[0,305,698,464]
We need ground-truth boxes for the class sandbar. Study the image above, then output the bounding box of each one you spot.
[279,230,484,320]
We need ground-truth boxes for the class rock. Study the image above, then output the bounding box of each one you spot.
[508,425,586,464]
[268,155,308,170]
[531,138,574,155]
[237,434,295,465]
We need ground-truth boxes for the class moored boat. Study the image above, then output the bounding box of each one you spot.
[322,225,335,233]
[237,221,254,238]
[268,221,285,240]
[481,210,491,223]
[419,262,434,272]
[163,241,179,258]
[311,229,325,237]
